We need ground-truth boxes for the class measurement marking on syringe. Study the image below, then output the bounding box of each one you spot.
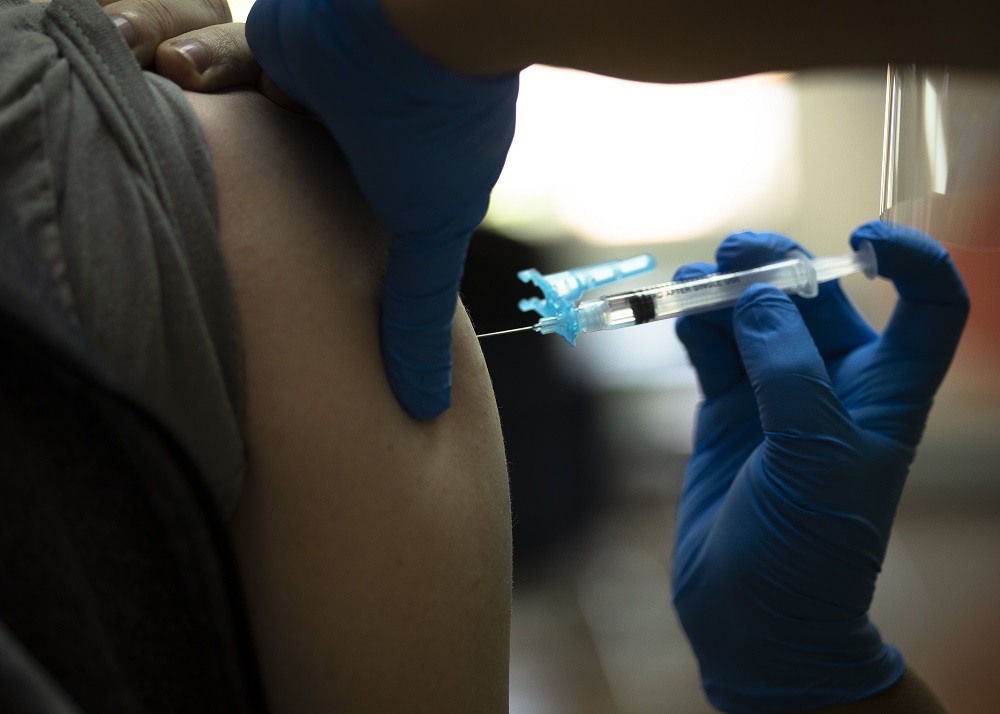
[659,275,743,297]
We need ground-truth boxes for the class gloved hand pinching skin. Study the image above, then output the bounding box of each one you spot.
[671,220,969,712]
[245,0,519,419]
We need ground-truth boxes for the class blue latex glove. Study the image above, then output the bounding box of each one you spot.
[245,0,518,419]
[671,220,969,713]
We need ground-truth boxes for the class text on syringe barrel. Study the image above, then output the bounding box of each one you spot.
[575,256,813,333]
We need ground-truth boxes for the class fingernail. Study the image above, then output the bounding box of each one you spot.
[111,16,136,48]
[169,40,211,75]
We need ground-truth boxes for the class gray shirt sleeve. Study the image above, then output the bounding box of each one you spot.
[0,0,246,516]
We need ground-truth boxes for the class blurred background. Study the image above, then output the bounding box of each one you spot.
[465,66,1000,714]
[230,3,1000,710]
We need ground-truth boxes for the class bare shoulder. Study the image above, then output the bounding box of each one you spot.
[184,88,513,713]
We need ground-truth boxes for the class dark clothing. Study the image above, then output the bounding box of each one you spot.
[0,0,262,711]
[1,0,246,516]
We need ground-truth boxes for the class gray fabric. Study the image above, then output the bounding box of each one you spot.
[0,243,266,713]
[0,0,245,516]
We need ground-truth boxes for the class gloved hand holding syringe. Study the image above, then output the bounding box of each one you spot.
[478,241,878,344]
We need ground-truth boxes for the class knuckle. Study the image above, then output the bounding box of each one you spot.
[135,0,180,37]
[201,25,252,67]
[128,0,232,39]
[205,0,233,23]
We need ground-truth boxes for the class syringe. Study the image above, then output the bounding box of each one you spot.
[478,242,877,344]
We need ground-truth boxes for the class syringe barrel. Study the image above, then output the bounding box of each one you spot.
[576,253,816,335]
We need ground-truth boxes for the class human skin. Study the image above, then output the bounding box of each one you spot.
[382,0,1000,80]
[180,83,948,714]
[184,88,513,713]
[95,0,295,105]
[109,0,957,709]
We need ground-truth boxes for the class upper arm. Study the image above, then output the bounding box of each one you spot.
[184,88,513,713]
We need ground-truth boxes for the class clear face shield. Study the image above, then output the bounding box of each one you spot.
[881,65,1000,250]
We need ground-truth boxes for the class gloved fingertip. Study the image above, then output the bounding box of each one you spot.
[673,261,744,395]
[849,218,892,244]
[382,335,451,421]
[849,219,947,267]
[734,282,795,313]
[850,220,969,307]
[381,305,455,420]
[672,261,716,281]
[734,283,834,391]
[850,217,913,242]
[672,262,733,331]
[383,355,453,420]
[733,283,812,369]
[717,230,808,271]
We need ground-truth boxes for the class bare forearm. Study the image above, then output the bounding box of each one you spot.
[383,0,1000,81]
[787,667,947,714]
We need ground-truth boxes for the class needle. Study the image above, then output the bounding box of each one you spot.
[476,325,537,339]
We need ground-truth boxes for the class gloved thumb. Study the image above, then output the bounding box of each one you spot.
[733,284,851,451]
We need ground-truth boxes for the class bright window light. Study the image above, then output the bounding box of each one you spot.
[488,66,799,245]
[230,0,254,21]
